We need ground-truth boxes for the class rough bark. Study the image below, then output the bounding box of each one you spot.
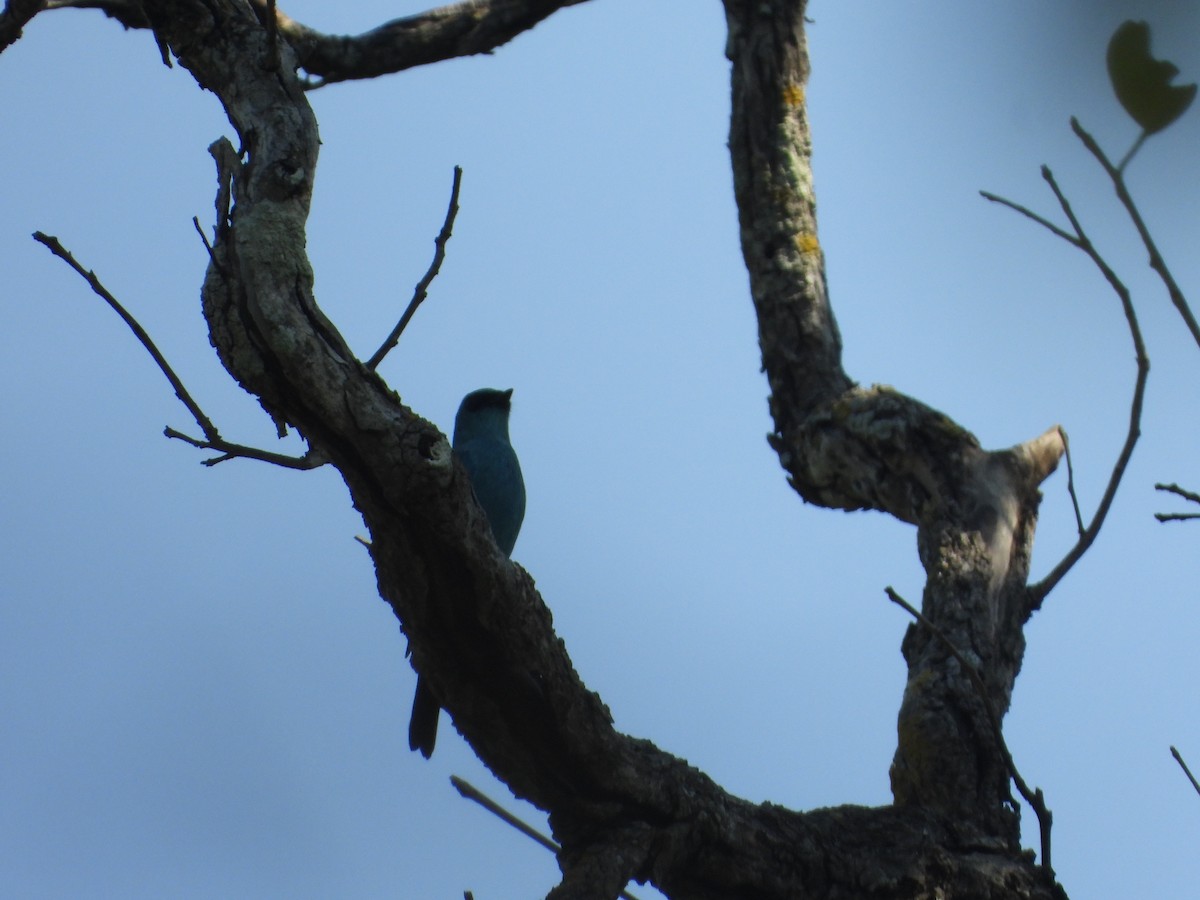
[11,0,1072,896]
[723,0,1064,848]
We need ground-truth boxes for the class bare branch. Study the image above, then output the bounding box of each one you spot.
[366,165,463,371]
[39,0,592,83]
[0,0,48,54]
[163,426,325,469]
[451,776,643,900]
[452,775,560,856]
[32,231,321,470]
[267,0,594,87]
[985,167,1150,609]
[1171,747,1200,798]
[33,231,220,435]
[1155,482,1200,522]
[1059,427,1085,535]
[1071,117,1200,351]
[979,190,1080,247]
[887,588,1055,878]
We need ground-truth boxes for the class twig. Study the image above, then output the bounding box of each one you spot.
[163,426,324,469]
[1156,482,1200,504]
[979,191,1078,246]
[1170,746,1200,798]
[366,166,463,370]
[34,231,219,434]
[1154,482,1200,523]
[885,588,1054,878]
[984,167,1149,608]
[1071,117,1200,352]
[32,231,321,469]
[1058,426,1085,535]
[1155,512,1200,522]
[450,776,642,900]
[1116,131,1148,173]
[1030,167,1148,605]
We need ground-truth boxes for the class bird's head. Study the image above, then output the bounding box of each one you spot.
[453,388,514,444]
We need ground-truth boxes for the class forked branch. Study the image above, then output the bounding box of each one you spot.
[983,161,1150,610]
[32,231,322,469]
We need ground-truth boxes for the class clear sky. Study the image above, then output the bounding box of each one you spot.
[2,2,1198,897]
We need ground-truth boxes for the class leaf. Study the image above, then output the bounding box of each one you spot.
[1107,20,1196,134]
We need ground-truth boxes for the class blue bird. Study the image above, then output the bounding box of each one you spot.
[408,388,526,759]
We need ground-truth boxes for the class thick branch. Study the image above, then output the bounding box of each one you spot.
[0,0,48,52]
[724,0,1062,862]
[265,0,594,86]
[44,0,592,83]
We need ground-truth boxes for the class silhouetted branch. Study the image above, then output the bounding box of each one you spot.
[886,587,1055,878]
[984,165,1149,609]
[978,191,1078,246]
[451,776,642,900]
[1155,482,1200,522]
[367,165,462,370]
[1071,117,1199,351]
[0,0,47,53]
[1170,746,1200,798]
[32,231,321,470]
[1059,426,1085,535]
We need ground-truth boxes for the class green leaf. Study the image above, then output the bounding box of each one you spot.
[1106,20,1196,134]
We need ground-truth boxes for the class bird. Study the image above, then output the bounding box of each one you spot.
[408,387,526,759]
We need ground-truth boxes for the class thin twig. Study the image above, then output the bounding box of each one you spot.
[885,588,1054,878]
[979,191,1079,246]
[1029,167,1148,605]
[1072,117,1200,352]
[1154,482,1200,522]
[1156,482,1200,504]
[1155,512,1200,523]
[984,167,1149,609]
[191,215,218,265]
[34,231,219,436]
[450,776,642,900]
[1058,426,1085,535]
[1170,746,1200,798]
[163,426,324,469]
[33,231,321,470]
[1116,131,1148,173]
[366,166,463,370]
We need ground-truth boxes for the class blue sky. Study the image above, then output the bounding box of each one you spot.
[2,2,1198,897]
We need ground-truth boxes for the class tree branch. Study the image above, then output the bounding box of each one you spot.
[887,588,1054,878]
[32,230,321,469]
[1003,167,1150,608]
[1155,482,1200,523]
[1070,117,1199,352]
[1170,746,1200,798]
[366,165,463,371]
[269,0,595,86]
[0,0,47,53]
[984,161,1150,610]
